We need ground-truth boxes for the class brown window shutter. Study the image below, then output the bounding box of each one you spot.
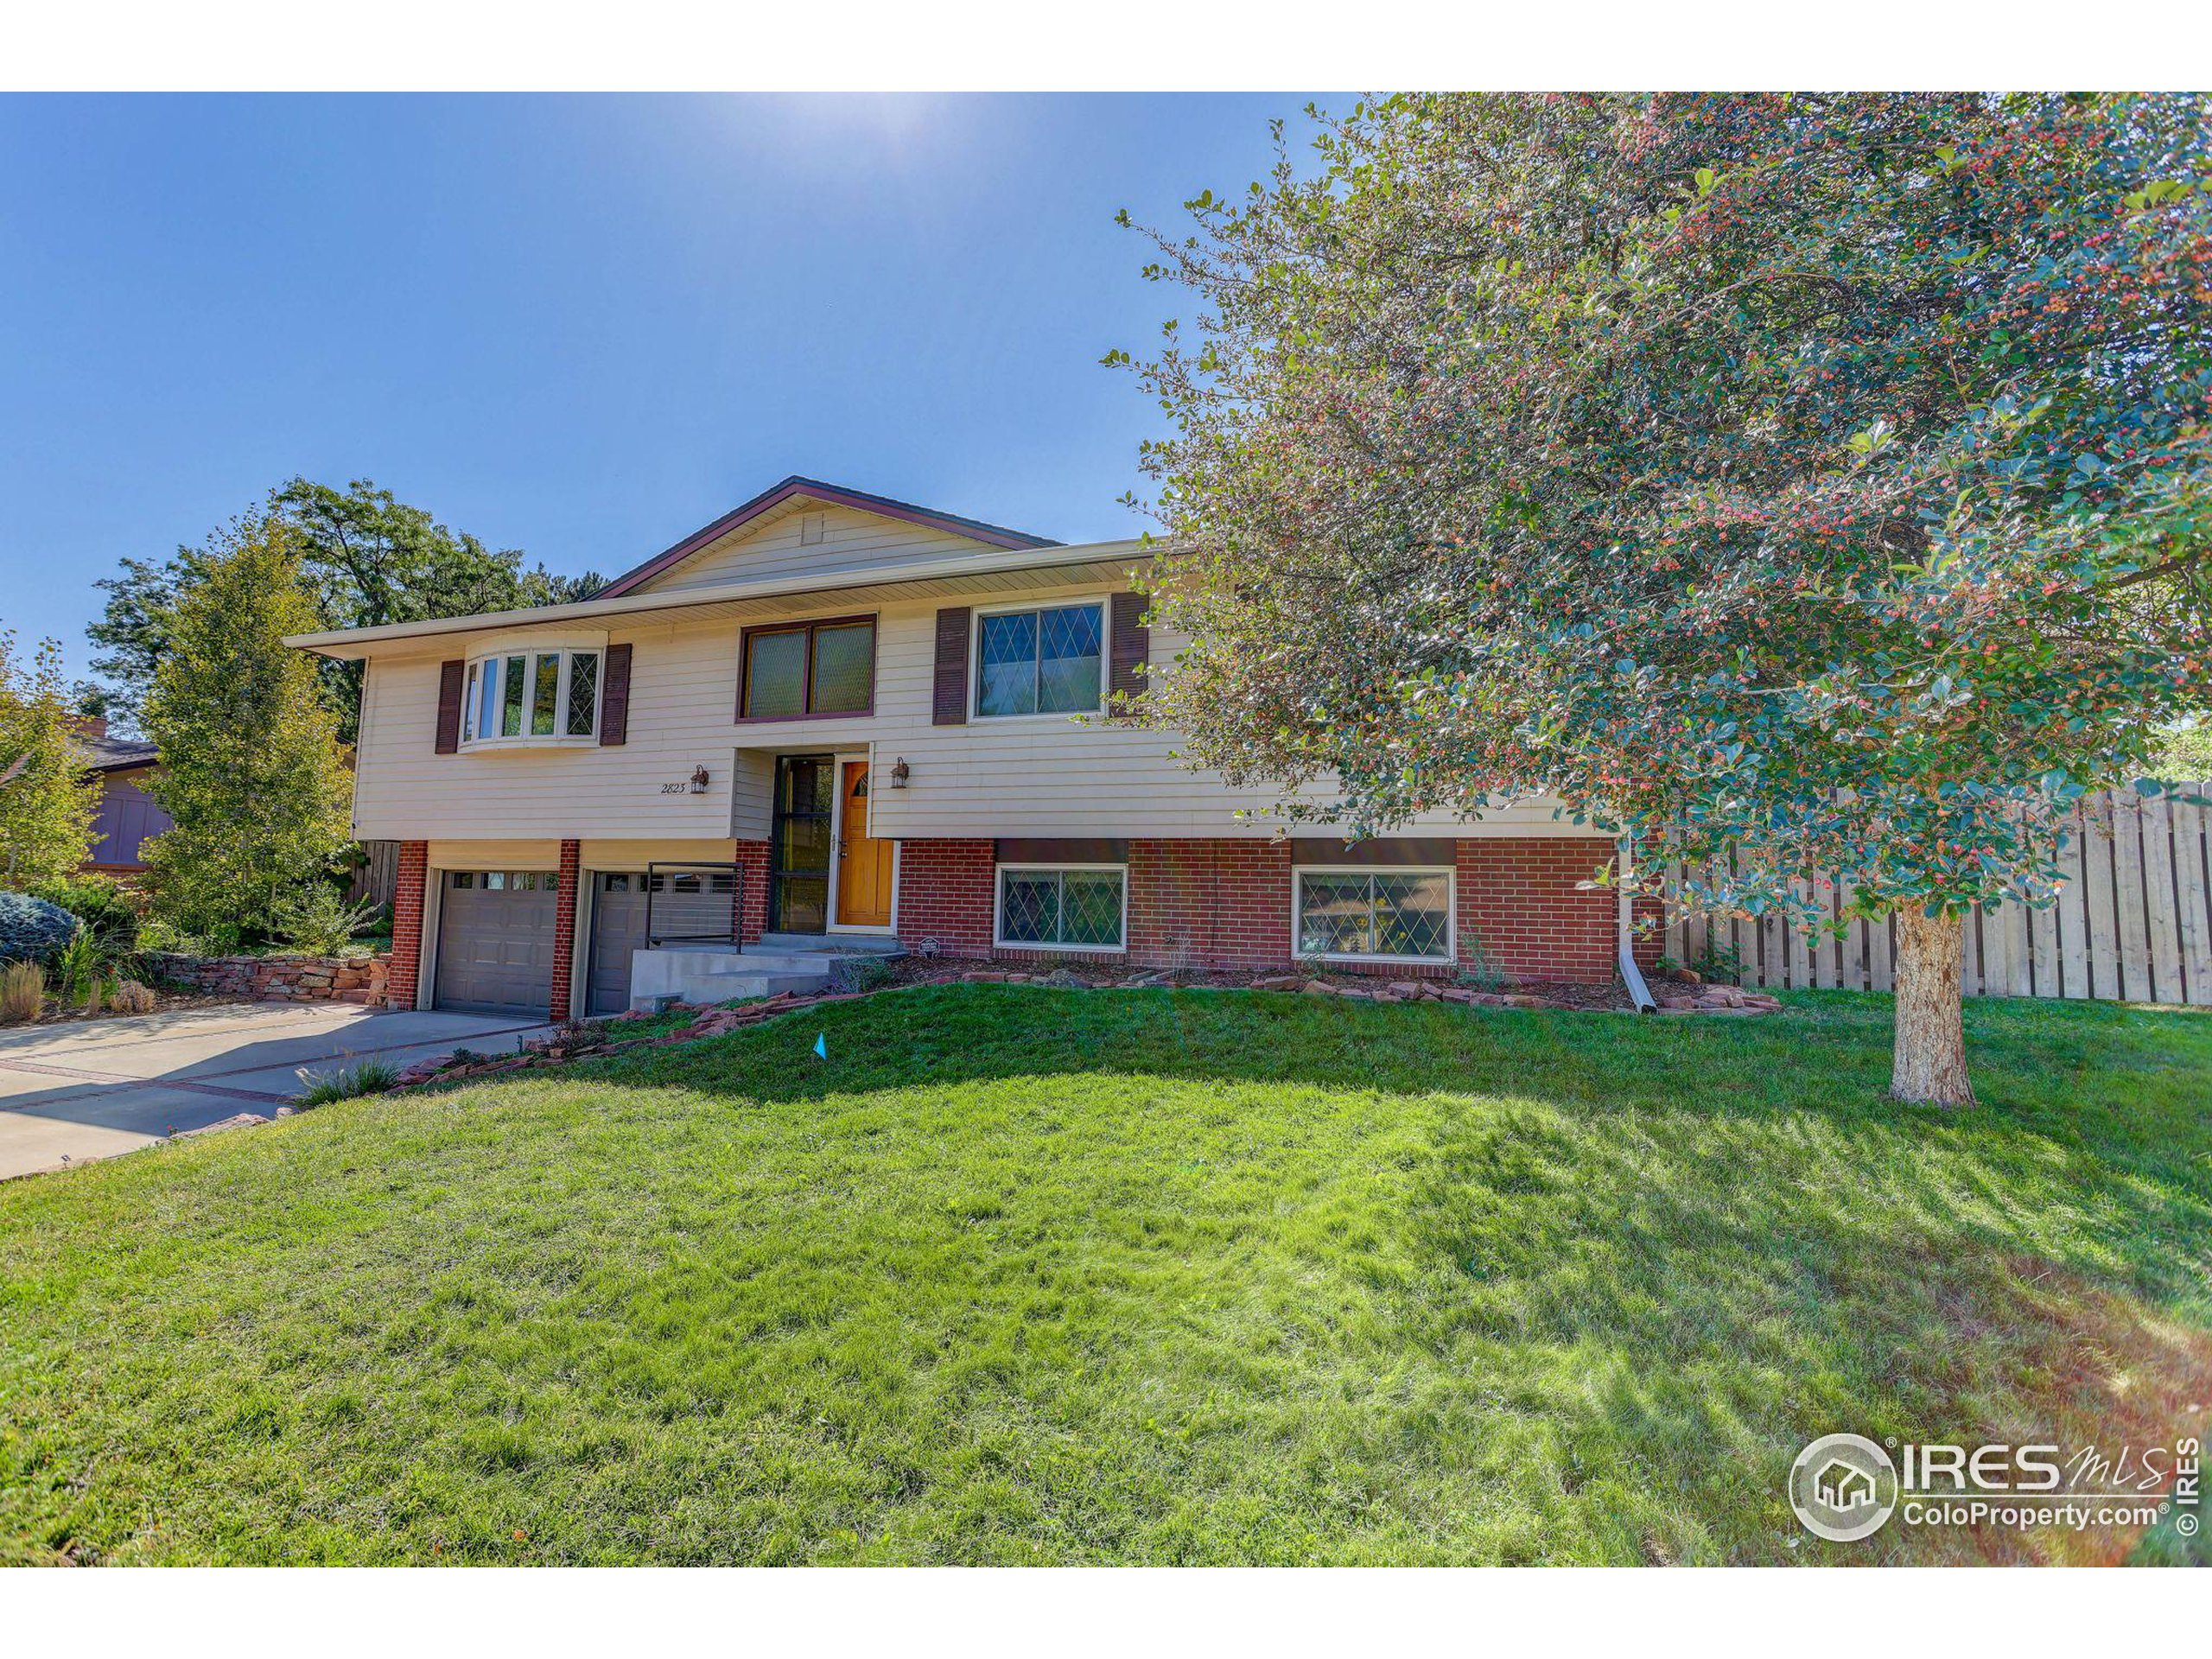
[599,642,632,746]
[932,607,970,726]
[1109,591,1149,711]
[434,660,464,753]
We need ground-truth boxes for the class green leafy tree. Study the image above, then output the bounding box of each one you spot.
[1118,92,2212,1103]
[139,513,354,943]
[0,632,100,886]
[2152,721,2212,779]
[90,478,604,739]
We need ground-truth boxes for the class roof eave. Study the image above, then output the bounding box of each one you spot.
[285,538,1157,658]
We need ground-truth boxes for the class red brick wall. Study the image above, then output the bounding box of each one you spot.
[1454,839,1620,984]
[892,835,1625,983]
[387,840,429,1010]
[734,838,770,944]
[894,838,996,957]
[550,839,582,1021]
[1126,839,1294,970]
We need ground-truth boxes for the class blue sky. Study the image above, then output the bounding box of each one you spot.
[0,93,1326,668]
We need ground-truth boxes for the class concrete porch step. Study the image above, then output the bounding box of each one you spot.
[626,941,904,1012]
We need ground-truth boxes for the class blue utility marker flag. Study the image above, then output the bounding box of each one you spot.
[813,1033,827,1059]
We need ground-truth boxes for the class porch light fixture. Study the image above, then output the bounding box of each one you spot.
[689,765,710,794]
[887,757,911,789]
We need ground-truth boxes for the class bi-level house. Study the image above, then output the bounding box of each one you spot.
[291,477,1641,1019]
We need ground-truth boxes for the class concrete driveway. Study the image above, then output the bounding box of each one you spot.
[0,1002,552,1181]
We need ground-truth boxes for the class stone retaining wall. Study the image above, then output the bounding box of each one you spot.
[146,950,391,1006]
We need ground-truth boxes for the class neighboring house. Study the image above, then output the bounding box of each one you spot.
[290,476,1648,1019]
[77,719,173,874]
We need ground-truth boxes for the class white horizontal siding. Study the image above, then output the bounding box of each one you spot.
[354,582,1597,843]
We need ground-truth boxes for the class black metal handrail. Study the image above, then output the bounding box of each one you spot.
[644,861,745,952]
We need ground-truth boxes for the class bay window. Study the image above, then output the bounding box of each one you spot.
[461,648,601,747]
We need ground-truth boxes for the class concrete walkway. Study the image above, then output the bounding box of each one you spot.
[0,1002,552,1181]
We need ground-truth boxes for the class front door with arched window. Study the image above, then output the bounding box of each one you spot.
[834,759,894,928]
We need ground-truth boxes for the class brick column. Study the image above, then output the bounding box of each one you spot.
[733,838,771,944]
[387,840,429,1010]
[550,839,582,1022]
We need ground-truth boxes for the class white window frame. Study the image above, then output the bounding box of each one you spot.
[969,597,1109,721]
[993,861,1128,953]
[1291,865,1457,966]
[460,646,603,750]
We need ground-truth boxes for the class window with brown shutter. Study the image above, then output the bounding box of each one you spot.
[932,607,970,726]
[598,642,632,746]
[434,660,465,753]
[1109,591,1149,713]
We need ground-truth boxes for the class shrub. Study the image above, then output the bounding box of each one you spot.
[1691,938,1748,987]
[29,874,141,954]
[135,916,186,956]
[108,978,156,1015]
[1453,927,1516,993]
[830,955,895,995]
[294,1057,399,1108]
[274,884,380,957]
[49,921,113,1007]
[0,959,42,1023]
[0,893,78,967]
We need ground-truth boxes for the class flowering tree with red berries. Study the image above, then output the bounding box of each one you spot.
[1116,92,2211,1103]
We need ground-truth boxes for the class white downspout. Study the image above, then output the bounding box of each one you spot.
[1618,832,1657,1014]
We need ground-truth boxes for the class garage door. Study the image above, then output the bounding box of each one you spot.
[587,870,738,1015]
[588,874,649,1016]
[434,870,558,1014]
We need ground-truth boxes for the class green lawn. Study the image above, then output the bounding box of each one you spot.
[3,986,2208,1566]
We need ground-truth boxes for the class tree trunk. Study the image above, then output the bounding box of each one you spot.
[1891,906,1974,1107]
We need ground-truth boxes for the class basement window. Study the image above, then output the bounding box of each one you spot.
[1294,868,1452,963]
[995,864,1126,951]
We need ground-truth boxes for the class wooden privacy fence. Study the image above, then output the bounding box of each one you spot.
[1663,782,2212,1006]
[347,839,401,912]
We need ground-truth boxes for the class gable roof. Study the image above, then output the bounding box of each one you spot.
[594,475,1061,600]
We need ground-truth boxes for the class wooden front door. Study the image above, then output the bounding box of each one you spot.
[835,760,894,927]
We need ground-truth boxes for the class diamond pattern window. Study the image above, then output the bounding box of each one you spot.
[995,866,1126,950]
[976,603,1103,717]
[1296,869,1452,961]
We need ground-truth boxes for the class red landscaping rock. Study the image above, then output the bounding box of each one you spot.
[175,1113,271,1137]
